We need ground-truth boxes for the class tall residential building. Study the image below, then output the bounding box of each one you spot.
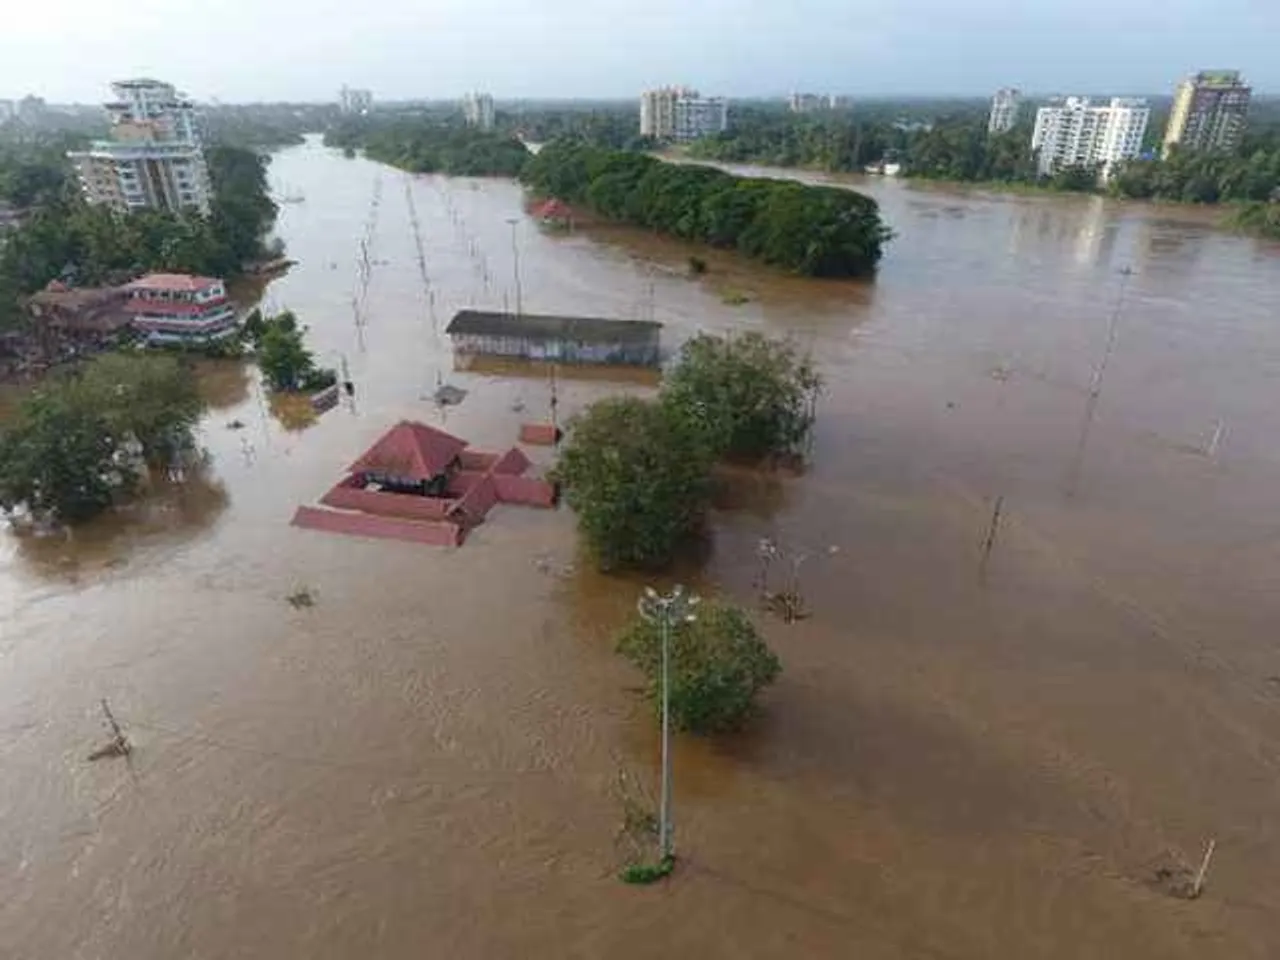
[338,86,373,115]
[988,88,1022,134]
[67,79,210,215]
[639,87,727,142]
[1162,70,1251,158]
[1031,97,1149,181]
[462,92,495,131]
[789,93,824,114]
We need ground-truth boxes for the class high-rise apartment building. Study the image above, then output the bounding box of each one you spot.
[68,79,210,214]
[462,92,495,131]
[640,87,727,142]
[1031,97,1149,181]
[1162,70,1251,158]
[988,88,1022,134]
[789,92,824,114]
[339,86,373,116]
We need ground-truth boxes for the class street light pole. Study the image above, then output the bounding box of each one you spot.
[505,217,522,317]
[637,585,699,861]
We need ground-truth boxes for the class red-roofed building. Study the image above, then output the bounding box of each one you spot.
[126,273,237,344]
[292,420,556,546]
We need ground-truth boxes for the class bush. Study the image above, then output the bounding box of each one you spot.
[661,332,821,460]
[554,396,713,570]
[617,601,781,734]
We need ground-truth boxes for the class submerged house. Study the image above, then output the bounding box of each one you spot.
[445,310,662,368]
[292,420,556,547]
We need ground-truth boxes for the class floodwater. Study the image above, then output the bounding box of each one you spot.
[3,136,1280,958]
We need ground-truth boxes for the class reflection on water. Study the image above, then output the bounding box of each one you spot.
[3,137,1280,959]
[8,465,230,581]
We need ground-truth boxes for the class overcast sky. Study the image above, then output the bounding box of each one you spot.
[2,0,1277,103]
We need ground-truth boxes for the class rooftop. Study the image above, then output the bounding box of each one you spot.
[446,310,661,346]
[348,420,469,480]
[125,273,222,293]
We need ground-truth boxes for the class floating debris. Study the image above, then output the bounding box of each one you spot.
[433,383,468,407]
[226,419,246,430]
[87,699,131,762]
[286,587,316,609]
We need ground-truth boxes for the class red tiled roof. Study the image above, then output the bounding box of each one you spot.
[125,273,222,293]
[348,421,468,480]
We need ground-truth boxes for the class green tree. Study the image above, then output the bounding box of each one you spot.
[71,353,203,465]
[256,311,317,391]
[0,388,119,523]
[661,332,821,460]
[0,353,205,524]
[554,396,714,570]
[617,600,781,734]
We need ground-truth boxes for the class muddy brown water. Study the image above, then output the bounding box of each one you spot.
[3,137,1280,958]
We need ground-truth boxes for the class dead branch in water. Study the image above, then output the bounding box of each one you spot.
[87,699,131,762]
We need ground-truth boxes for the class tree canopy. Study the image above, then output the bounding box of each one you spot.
[326,119,530,177]
[522,141,891,276]
[249,310,336,393]
[554,396,714,570]
[617,600,781,734]
[661,332,821,461]
[0,353,204,524]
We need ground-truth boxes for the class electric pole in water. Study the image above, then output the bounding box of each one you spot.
[636,585,699,861]
[505,217,523,317]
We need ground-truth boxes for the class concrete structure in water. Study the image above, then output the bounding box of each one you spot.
[462,92,495,131]
[1163,70,1251,158]
[1032,97,1149,181]
[292,421,556,547]
[446,309,662,367]
[640,87,727,142]
[988,88,1022,134]
[68,79,210,214]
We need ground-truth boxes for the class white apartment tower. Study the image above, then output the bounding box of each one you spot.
[339,86,373,115]
[1031,97,1149,181]
[988,88,1022,134]
[68,79,210,214]
[640,87,727,142]
[462,92,495,131]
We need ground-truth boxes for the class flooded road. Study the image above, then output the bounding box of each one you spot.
[3,136,1280,958]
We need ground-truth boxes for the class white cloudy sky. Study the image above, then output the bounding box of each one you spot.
[2,0,1277,102]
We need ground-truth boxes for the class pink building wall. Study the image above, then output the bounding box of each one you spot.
[292,506,462,546]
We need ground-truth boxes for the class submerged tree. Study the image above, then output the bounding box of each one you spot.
[661,332,822,461]
[554,396,714,570]
[617,600,781,734]
[0,353,204,524]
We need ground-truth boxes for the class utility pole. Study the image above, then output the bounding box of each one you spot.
[636,585,699,862]
[505,217,522,317]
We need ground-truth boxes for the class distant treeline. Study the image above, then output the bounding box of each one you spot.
[324,119,529,177]
[687,104,1280,236]
[521,140,890,277]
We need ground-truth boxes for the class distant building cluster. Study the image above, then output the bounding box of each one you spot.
[789,92,852,114]
[639,87,727,142]
[990,68,1251,184]
[68,79,211,214]
[1031,97,1150,180]
[1163,70,1251,158]
[462,92,495,131]
[0,95,46,125]
[987,88,1021,134]
[339,85,373,116]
